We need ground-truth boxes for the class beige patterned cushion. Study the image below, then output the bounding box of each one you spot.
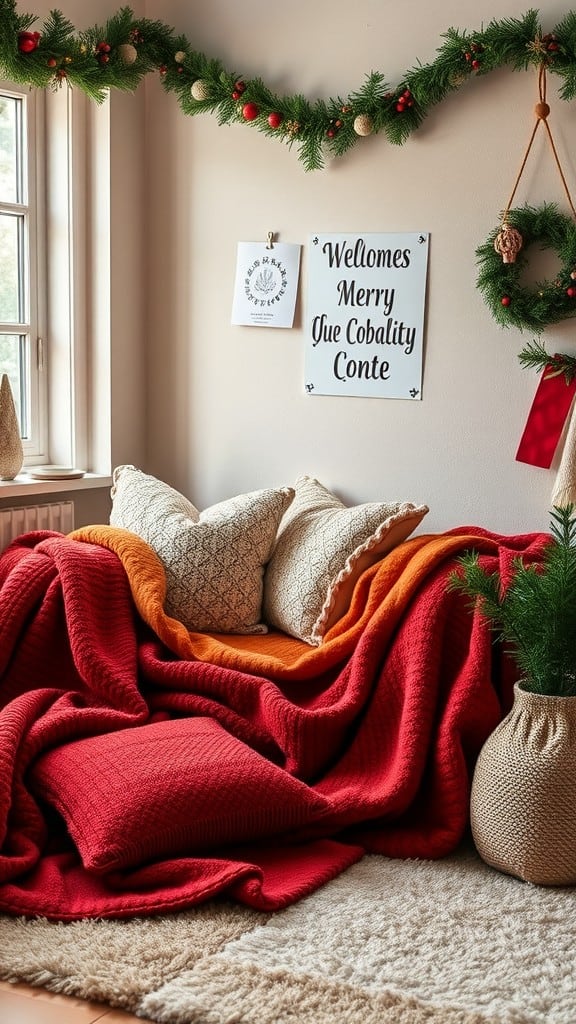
[263,476,429,645]
[110,466,294,634]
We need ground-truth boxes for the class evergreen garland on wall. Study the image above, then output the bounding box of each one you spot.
[2,2,576,170]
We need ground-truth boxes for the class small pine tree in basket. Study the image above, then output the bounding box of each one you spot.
[448,504,576,698]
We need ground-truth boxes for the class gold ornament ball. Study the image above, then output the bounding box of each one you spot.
[118,42,138,64]
[191,79,210,101]
[353,114,374,137]
[174,50,186,63]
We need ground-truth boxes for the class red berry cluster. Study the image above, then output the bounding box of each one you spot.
[542,33,560,54]
[464,42,484,72]
[95,40,111,64]
[541,33,557,52]
[232,79,246,100]
[17,30,41,54]
[395,88,414,113]
[326,117,343,138]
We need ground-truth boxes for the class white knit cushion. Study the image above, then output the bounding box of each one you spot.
[263,476,429,645]
[110,466,294,634]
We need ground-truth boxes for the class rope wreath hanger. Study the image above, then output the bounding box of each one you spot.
[476,63,576,332]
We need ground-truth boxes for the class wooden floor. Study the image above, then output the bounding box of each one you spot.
[0,981,151,1022]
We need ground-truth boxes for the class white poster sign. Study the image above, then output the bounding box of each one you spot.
[231,241,301,328]
[305,232,429,399]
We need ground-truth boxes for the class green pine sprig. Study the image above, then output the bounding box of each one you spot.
[518,338,576,382]
[545,10,576,98]
[480,9,541,70]
[448,505,576,697]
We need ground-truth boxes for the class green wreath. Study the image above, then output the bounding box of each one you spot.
[476,203,576,332]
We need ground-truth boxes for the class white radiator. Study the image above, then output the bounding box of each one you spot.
[0,501,75,550]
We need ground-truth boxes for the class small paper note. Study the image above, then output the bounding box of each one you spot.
[231,241,301,328]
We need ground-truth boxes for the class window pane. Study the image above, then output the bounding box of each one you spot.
[0,84,39,457]
[0,335,27,438]
[0,212,23,322]
[0,94,20,204]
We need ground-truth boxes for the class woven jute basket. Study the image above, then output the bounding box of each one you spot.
[470,681,576,886]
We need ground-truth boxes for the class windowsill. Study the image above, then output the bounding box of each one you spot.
[0,473,112,499]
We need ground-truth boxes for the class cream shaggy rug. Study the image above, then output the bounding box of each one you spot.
[0,845,574,1024]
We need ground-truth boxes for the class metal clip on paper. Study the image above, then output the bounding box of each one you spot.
[266,231,275,249]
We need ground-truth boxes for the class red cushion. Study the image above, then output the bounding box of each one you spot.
[30,717,329,873]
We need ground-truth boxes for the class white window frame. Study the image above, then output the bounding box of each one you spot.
[0,81,47,460]
[44,83,89,471]
[45,85,113,478]
[0,75,141,500]
[0,79,110,478]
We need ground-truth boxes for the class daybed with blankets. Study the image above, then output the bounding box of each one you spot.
[0,467,550,921]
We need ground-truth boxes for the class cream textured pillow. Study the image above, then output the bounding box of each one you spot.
[263,475,429,645]
[110,466,294,634]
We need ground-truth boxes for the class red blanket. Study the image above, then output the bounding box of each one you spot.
[0,526,549,920]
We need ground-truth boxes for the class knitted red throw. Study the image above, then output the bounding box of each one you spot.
[0,525,549,920]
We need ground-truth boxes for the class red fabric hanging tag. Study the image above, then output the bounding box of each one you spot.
[516,359,576,469]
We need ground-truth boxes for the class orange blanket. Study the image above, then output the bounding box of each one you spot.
[73,523,501,675]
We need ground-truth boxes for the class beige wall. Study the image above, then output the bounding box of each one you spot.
[142,0,576,534]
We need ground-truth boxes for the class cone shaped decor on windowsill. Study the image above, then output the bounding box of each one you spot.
[0,373,24,480]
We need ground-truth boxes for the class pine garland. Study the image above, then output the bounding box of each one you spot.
[476,203,576,332]
[1,2,576,169]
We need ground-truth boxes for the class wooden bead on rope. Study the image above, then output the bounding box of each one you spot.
[535,101,550,119]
